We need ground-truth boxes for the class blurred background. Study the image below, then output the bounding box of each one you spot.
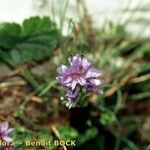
[0,0,150,150]
[0,0,150,37]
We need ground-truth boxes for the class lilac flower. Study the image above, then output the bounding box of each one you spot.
[56,54,103,108]
[65,87,80,109]
[0,122,13,143]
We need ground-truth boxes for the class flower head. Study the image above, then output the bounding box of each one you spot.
[56,54,103,108]
[0,122,13,143]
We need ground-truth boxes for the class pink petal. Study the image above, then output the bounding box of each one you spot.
[77,77,86,86]
[65,82,72,87]
[0,122,8,132]
[90,79,103,86]
[57,65,68,75]
[64,76,72,84]
[5,128,13,135]
[85,68,101,78]
[71,80,77,90]
[82,57,91,69]
[2,136,12,142]
[69,54,82,66]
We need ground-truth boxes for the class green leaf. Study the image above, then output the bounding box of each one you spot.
[77,127,98,146]
[59,126,79,140]
[129,92,150,100]
[0,23,22,49]
[0,16,59,66]
[10,49,22,66]
[125,42,150,66]
[0,49,11,62]
[22,16,55,36]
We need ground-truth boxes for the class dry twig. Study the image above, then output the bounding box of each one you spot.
[51,125,67,150]
[128,74,150,84]
[0,81,26,89]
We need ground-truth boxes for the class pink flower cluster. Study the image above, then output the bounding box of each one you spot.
[0,122,14,150]
[56,54,103,108]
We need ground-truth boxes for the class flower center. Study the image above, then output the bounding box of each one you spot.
[72,75,79,79]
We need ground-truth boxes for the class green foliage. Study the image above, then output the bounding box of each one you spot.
[0,23,22,49]
[13,125,54,150]
[0,16,59,67]
[77,127,99,146]
[59,126,79,140]
[100,112,116,125]
[98,21,127,40]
